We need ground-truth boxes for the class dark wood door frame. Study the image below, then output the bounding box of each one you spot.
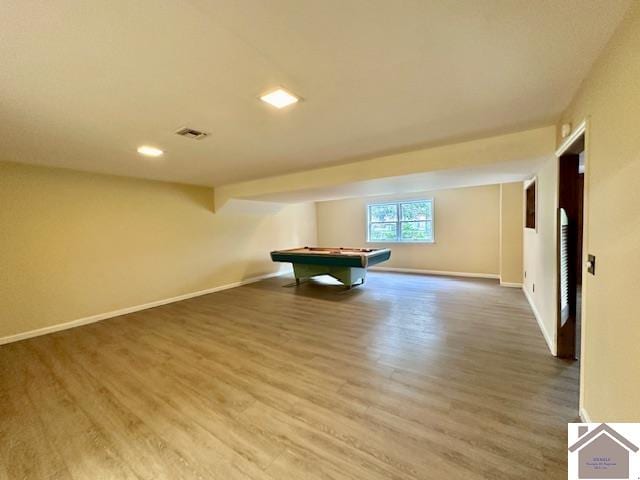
[556,126,587,359]
[557,152,581,359]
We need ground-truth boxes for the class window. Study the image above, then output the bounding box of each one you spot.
[367,200,434,243]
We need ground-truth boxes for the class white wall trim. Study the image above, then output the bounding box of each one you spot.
[555,119,587,157]
[371,266,499,279]
[0,269,292,346]
[500,281,523,288]
[522,286,556,356]
[523,176,537,190]
[579,408,592,423]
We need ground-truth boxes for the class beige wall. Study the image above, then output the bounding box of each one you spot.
[0,161,316,340]
[558,3,640,421]
[522,159,558,355]
[499,182,524,285]
[316,185,500,276]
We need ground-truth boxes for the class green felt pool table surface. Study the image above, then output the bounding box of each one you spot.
[270,247,391,288]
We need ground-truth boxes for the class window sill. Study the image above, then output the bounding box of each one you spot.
[366,240,436,245]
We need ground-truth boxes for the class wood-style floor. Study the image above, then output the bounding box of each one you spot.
[0,272,579,480]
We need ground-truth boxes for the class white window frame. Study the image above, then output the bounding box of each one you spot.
[366,199,435,244]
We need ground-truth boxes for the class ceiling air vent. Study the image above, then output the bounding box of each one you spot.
[175,127,209,140]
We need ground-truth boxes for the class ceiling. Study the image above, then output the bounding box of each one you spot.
[0,0,631,187]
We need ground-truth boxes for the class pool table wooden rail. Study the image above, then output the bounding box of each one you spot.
[270,247,390,268]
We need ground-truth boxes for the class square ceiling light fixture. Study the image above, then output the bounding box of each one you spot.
[260,88,300,109]
[137,145,163,157]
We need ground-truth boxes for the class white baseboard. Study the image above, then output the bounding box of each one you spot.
[579,407,592,423]
[522,286,556,356]
[500,281,523,288]
[0,269,292,346]
[370,266,499,280]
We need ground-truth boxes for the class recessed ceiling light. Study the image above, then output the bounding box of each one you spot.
[260,88,300,109]
[137,145,163,157]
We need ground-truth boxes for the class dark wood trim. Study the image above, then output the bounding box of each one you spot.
[576,174,584,283]
[557,153,580,359]
[525,181,536,229]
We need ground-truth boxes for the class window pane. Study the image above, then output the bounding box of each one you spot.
[370,222,397,241]
[400,221,426,241]
[400,201,431,221]
[369,204,397,222]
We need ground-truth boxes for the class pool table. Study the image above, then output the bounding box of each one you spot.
[270,247,391,288]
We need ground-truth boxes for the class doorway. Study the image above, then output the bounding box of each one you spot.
[556,133,586,360]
